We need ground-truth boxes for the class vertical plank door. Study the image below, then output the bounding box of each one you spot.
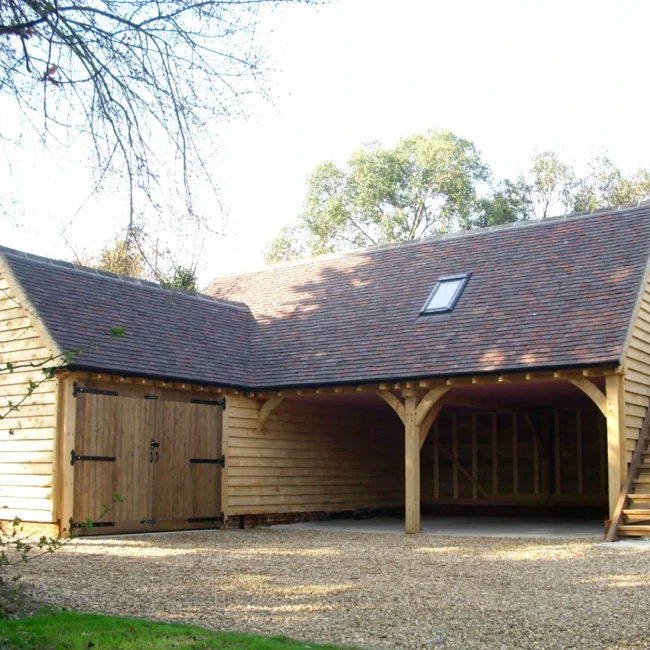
[72,392,154,535]
[152,396,223,530]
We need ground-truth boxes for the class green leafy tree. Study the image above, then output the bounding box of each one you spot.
[526,150,576,219]
[265,130,490,263]
[96,240,145,279]
[162,267,199,292]
[263,226,308,266]
[573,156,650,211]
[473,179,532,228]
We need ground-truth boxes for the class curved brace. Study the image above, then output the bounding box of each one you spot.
[415,387,449,426]
[419,401,446,448]
[377,391,406,424]
[258,396,284,430]
[569,378,607,416]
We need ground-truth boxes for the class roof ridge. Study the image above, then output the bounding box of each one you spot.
[0,245,250,312]
[209,200,650,282]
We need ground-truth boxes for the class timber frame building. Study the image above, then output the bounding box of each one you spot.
[2,204,650,540]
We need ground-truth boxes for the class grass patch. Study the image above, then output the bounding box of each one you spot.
[0,610,353,649]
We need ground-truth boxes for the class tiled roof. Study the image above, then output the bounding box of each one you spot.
[3,204,650,389]
[206,205,650,388]
[0,247,256,386]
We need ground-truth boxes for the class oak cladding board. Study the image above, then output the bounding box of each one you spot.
[624,275,650,464]
[0,269,56,522]
[227,395,404,516]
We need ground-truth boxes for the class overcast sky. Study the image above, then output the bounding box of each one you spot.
[2,0,650,285]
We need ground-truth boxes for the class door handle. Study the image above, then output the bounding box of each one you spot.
[154,451,160,463]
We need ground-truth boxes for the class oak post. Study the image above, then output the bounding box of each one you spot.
[403,390,420,534]
[59,377,77,536]
[605,374,626,519]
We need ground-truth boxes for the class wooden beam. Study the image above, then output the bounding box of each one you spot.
[404,395,420,534]
[415,387,449,426]
[258,396,284,430]
[432,428,489,498]
[377,391,406,424]
[221,399,231,526]
[554,410,562,496]
[491,413,498,494]
[605,374,626,519]
[512,413,518,495]
[444,394,522,413]
[419,401,445,448]
[576,409,583,495]
[58,376,76,536]
[569,378,607,416]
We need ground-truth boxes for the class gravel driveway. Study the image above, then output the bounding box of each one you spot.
[17,528,650,650]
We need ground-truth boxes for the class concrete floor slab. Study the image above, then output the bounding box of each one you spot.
[275,515,604,539]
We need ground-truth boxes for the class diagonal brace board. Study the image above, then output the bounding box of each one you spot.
[415,387,450,426]
[258,396,284,430]
[377,390,406,424]
[432,429,489,498]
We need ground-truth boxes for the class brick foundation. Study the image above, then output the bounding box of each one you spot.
[224,507,403,530]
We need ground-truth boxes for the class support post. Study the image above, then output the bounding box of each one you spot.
[605,374,626,520]
[403,390,420,534]
[58,377,77,536]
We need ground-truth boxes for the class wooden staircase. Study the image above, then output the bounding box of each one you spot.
[606,408,650,541]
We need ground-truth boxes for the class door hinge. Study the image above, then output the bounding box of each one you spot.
[71,450,117,465]
[73,382,119,398]
[70,520,115,529]
[140,519,157,525]
[190,398,226,410]
[187,514,223,523]
[189,455,225,466]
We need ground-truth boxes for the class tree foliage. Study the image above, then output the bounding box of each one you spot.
[161,266,198,292]
[95,238,145,278]
[266,134,650,264]
[266,130,489,261]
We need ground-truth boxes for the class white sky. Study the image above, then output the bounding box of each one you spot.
[2,0,650,285]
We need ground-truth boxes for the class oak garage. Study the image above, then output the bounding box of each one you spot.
[2,203,650,540]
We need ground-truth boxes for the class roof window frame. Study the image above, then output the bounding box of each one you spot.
[420,273,471,315]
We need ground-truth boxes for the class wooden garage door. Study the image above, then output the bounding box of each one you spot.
[72,390,154,534]
[151,397,223,530]
[72,383,223,535]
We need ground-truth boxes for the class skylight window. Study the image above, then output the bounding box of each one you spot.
[421,273,471,314]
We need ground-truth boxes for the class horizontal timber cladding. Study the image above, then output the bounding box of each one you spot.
[624,272,650,464]
[226,396,405,516]
[422,409,607,506]
[0,271,58,523]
